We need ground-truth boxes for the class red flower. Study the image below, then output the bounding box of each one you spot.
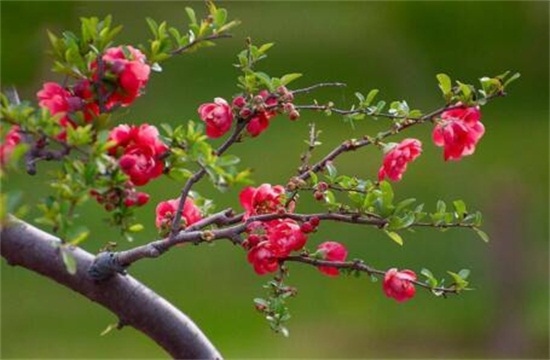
[119,146,164,186]
[97,45,150,107]
[0,125,22,166]
[107,124,168,186]
[198,97,234,138]
[316,241,348,277]
[432,106,484,161]
[246,90,277,137]
[383,268,417,302]
[247,241,282,275]
[378,138,422,182]
[267,219,308,255]
[239,183,286,219]
[155,197,202,230]
[37,81,99,139]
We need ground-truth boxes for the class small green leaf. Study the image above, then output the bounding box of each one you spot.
[473,228,490,243]
[61,248,77,275]
[325,162,337,178]
[185,7,197,25]
[458,269,470,280]
[100,323,118,336]
[128,224,144,233]
[503,72,521,89]
[453,200,466,218]
[365,89,379,107]
[280,73,302,86]
[436,73,452,95]
[384,230,403,246]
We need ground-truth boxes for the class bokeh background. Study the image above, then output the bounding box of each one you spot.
[1,1,548,358]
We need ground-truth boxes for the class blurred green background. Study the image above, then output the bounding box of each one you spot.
[1,1,548,358]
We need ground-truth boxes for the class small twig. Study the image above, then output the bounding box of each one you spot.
[281,255,459,295]
[171,33,233,56]
[291,82,347,95]
[168,121,248,238]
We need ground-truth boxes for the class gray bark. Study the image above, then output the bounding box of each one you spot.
[0,216,222,359]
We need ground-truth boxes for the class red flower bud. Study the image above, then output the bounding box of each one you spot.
[232,96,246,109]
[300,222,314,233]
[288,110,300,121]
[310,216,320,227]
[314,191,324,201]
[317,182,328,192]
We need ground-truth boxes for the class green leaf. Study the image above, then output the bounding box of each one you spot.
[128,224,144,232]
[436,73,452,95]
[365,89,379,107]
[280,73,302,86]
[384,230,403,246]
[185,7,197,25]
[325,162,337,178]
[100,323,118,336]
[61,248,77,275]
[453,199,467,218]
[436,200,446,213]
[503,72,521,89]
[473,227,490,243]
[458,269,470,280]
[213,8,227,27]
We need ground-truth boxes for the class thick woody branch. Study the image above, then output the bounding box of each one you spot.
[0,216,222,359]
[281,255,459,295]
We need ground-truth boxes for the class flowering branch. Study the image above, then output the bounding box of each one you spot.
[280,255,460,295]
[294,92,506,182]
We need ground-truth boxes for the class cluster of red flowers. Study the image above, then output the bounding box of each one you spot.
[95,45,151,108]
[37,81,99,139]
[107,123,168,186]
[155,197,202,233]
[378,106,485,182]
[198,86,298,139]
[90,182,150,212]
[35,45,150,141]
[239,183,349,277]
[0,125,22,167]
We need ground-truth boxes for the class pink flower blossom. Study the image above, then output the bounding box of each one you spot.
[378,138,422,182]
[155,197,202,230]
[107,124,168,186]
[433,106,484,161]
[383,268,417,302]
[267,219,308,255]
[316,241,348,277]
[247,241,282,275]
[198,97,234,138]
[97,45,151,107]
[0,125,22,166]
[239,183,286,219]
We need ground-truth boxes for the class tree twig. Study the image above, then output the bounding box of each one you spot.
[281,255,459,295]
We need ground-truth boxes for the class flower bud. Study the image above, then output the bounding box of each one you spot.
[239,107,252,118]
[314,191,324,201]
[300,222,314,233]
[232,96,246,109]
[317,182,329,192]
[289,110,300,121]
